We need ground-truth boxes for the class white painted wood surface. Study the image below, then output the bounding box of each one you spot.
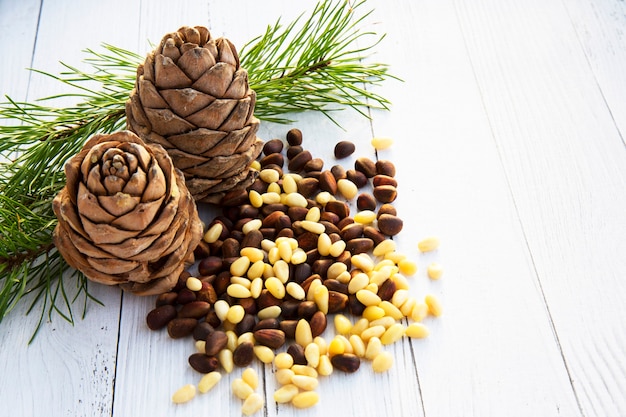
[1,1,625,416]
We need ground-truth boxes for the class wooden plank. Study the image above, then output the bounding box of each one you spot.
[0,0,40,101]
[452,0,626,416]
[0,1,140,416]
[564,0,626,144]
[367,0,584,415]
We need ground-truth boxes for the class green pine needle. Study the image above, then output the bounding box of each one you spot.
[0,0,396,338]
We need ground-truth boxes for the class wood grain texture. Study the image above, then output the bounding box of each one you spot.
[0,0,624,416]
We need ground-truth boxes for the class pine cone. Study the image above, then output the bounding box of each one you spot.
[125,25,263,204]
[52,130,203,295]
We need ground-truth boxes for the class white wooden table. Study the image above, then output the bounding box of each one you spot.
[1,1,625,416]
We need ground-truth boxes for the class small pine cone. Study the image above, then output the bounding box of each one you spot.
[52,130,203,295]
[125,25,263,204]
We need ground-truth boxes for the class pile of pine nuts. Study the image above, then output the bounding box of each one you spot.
[146,129,443,412]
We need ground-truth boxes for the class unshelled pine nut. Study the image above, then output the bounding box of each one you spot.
[242,392,264,416]
[372,351,394,373]
[292,391,320,409]
[427,262,444,280]
[172,384,196,404]
[418,236,440,252]
[198,371,222,394]
[425,294,443,317]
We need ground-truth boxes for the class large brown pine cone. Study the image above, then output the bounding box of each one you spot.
[125,25,263,204]
[52,130,203,295]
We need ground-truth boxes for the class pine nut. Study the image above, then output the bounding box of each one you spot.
[226,330,238,351]
[349,334,366,357]
[306,206,321,222]
[384,251,406,263]
[354,210,377,224]
[214,300,230,321]
[267,246,280,264]
[327,262,348,280]
[238,332,256,346]
[405,323,430,338]
[230,276,252,289]
[317,354,334,376]
[260,168,280,183]
[356,289,382,307]
[399,297,417,317]
[425,294,443,317]
[242,392,264,416]
[350,318,370,336]
[313,285,329,314]
[364,336,382,360]
[275,352,294,369]
[329,240,346,257]
[257,305,282,320]
[351,253,374,272]
[391,289,409,308]
[306,278,322,301]
[282,174,298,194]
[334,314,353,334]
[291,374,319,391]
[337,178,358,199]
[348,272,369,294]
[292,391,320,409]
[305,342,321,368]
[371,136,394,150]
[265,277,286,299]
[316,191,334,205]
[242,218,263,234]
[261,192,281,205]
[300,220,326,234]
[368,316,396,329]
[314,336,328,355]
[291,364,318,378]
[360,325,386,342]
[379,301,404,320]
[254,345,275,364]
[285,192,308,208]
[195,340,206,353]
[277,240,293,262]
[219,349,234,373]
[372,239,396,257]
[328,336,346,356]
[250,160,261,171]
[290,248,307,264]
[286,282,306,300]
[242,367,259,390]
[380,323,405,345]
[172,384,196,404]
[398,259,417,276]
[232,377,254,400]
[274,384,299,403]
[427,262,444,280]
[198,371,222,394]
[249,190,263,208]
[185,276,202,292]
[361,306,385,321]
[317,233,332,256]
[275,368,295,385]
[250,277,263,299]
[203,223,223,244]
[267,182,282,194]
[418,236,440,252]
[227,304,246,325]
[372,351,394,373]
[228,283,252,299]
[410,302,429,322]
[391,273,410,290]
[295,319,313,347]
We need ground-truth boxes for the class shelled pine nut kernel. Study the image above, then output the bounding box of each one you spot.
[149,129,444,410]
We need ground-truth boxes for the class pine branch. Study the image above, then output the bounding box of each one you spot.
[0,0,396,336]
